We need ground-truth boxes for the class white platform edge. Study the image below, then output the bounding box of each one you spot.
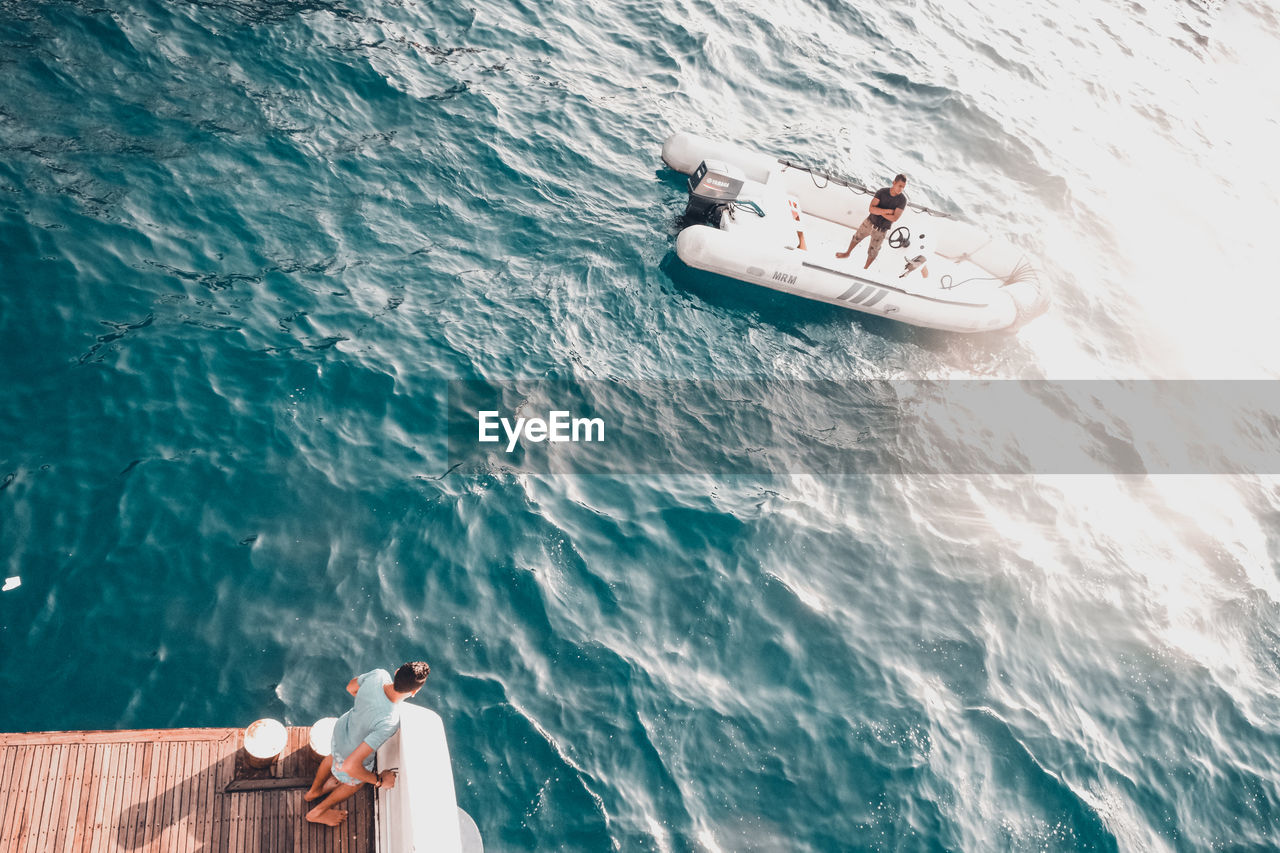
[375,703,467,853]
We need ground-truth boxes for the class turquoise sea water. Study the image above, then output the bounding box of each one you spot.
[4,0,1280,850]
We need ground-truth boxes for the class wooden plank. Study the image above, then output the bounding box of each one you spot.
[167,738,191,853]
[346,789,359,853]
[206,735,227,853]
[257,787,269,853]
[47,742,67,848]
[191,740,208,852]
[362,787,376,852]
[85,743,113,853]
[214,738,234,853]
[230,772,246,853]
[42,743,66,853]
[103,741,131,853]
[50,742,84,851]
[162,741,184,853]
[277,785,291,853]
[25,740,60,853]
[250,786,264,853]
[0,729,235,746]
[199,737,218,852]
[301,782,322,853]
[116,741,142,850]
[17,740,44,853]
[116,740,146,853]
[257,789,270,853]
[0,746,13,813]
[88,742,115,853]
[177,739,199,853]
[237,786,252,853]
[7,744,33,851]
[0,747,14,848]
[0,746,17,827]
[140,739,164,849]
[262,788,277,853]
[70,741,103,852]
[283,785,295,853]
[196,739,216,853]
[95,741,130,853]
[140,740,163,852]
[66,743,88,847]
[0,744,32,848]
[337,784,350,853]
[59,742,89,853]
[282,728,298,778]
[152,740,179,852]
[136,738,161,850]
[21,742,48,847]
[161,738,183,849]
[146,740,172,853]
[0,745,24,847]
[173,737,196,853]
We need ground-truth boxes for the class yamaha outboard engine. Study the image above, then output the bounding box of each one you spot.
[683,159,745,226]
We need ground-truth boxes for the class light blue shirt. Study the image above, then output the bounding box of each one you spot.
[331,669,400,767]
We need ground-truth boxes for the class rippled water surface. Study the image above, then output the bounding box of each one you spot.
[4,0,1280,850]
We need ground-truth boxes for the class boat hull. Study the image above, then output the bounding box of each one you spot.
[676,225,1021,333]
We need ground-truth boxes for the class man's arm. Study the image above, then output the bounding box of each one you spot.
[339,742,384,787]
[868,197,902,219]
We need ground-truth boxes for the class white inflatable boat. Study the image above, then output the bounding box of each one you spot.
[662,132,1049,333]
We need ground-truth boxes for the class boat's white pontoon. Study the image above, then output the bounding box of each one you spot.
[663,132,1049,332]
[376,703,483,853]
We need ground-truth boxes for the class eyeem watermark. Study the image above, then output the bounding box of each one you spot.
[478,410,605,452]
[446,380,1280,475]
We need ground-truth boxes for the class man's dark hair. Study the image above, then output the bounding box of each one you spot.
[394,661,430,693]
[894,174,908,185]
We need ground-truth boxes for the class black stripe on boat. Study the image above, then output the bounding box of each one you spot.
[836,282,865,301]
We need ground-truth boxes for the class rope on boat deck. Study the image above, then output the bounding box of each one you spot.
[940,260,1039,290]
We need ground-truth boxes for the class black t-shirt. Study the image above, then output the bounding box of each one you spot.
[869,187,906,231]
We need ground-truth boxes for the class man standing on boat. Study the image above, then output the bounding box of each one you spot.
[836,174,907,269]
[304,661,430,826]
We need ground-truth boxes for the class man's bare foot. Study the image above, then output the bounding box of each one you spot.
[864,260,873,269]
[835,251,849,258]
[303,789,325,802]
[306,808,347,826]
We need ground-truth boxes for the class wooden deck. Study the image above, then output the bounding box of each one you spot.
[0,725,375,852]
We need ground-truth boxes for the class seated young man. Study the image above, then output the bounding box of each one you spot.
[304,661,430,826]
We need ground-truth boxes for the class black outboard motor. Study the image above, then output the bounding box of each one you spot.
[683,159,745,226]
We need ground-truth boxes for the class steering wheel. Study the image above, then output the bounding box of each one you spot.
[888,226,910,249]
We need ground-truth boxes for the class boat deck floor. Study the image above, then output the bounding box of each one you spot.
[0,725,375,853]
[794,214,999,304]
